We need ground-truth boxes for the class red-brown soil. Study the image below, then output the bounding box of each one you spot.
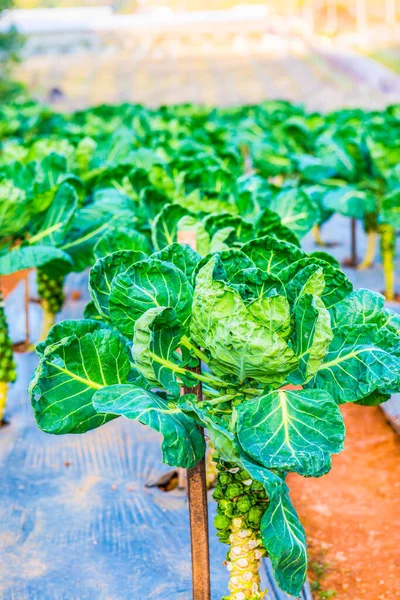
[288,404,400,599]
[0,270,31,299]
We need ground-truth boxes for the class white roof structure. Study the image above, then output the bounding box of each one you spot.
[0,5,285,37]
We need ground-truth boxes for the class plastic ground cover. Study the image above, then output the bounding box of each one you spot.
[0,276,312,600]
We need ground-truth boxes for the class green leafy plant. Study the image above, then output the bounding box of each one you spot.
[30,236,400,598]
[0,289,16,423]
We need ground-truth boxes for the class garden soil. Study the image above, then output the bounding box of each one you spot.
[289,404,400,600]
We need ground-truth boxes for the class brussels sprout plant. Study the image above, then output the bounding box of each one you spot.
[30,235,400,599]
[0,290,16,423]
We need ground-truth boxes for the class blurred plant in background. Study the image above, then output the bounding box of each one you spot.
[0,0,25,100]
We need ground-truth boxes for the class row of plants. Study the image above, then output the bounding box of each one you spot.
[2,99,400,287]
[1,98,400,599]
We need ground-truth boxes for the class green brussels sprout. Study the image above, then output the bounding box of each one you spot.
[214,513,231,531]
[212,485,224,500]
[247,505,264,527]
[236,495,253,514]
[218,499,235,517]
[237,469,251,481]
[225,483,243,500]
[218,472,233,486]
[250,480,264,492]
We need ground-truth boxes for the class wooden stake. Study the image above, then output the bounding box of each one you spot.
[177,230,210,600]
[184,368,211,600]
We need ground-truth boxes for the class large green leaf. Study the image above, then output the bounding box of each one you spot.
[261,489,307,596]
[241,236,305,274]
[257,207,301,247]
[30,328,130,434]
[89,250,147,319]
[92,384,205,468]
[309,324,400,403]
[322,185,376,220]
[268,188,320,237]
[309,251,340,268]
[94,226,152,259]
[151,203,189,250]
[194,250,255,285]
[132,306,185,396]
[237,388,344,477]
[282,259,353,309]
[151,242,201,280]
[0,179,28,237]
[330,288,385,327]
[36,318,105,356]
[109,258,193,337]
[202,212,255,250]
[289,293,333,383]
[383,308,400,336]
[29,182,78,247]
[30,153,72,213]
[0,245,73,276]
[60,194,137,271]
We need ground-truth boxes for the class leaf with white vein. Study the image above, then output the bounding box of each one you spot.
[261,488,307,596]
[132,306,187,397]
[237,388,344,477]
[30,328,130,434]
[308,324,400,403]
[93,384,205,468]
[241,235,305,274]
[0,245,73,276]
[288,293,333,384]
[109,258,193,337]
[89,250,147,319]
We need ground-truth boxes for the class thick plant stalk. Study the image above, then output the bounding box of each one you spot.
[357,230,377,270]
[312,224,325,247]
[380,223,396,301]
[226,518,266,600]
[37,270,65,341]
[214,460,269,600]
[0,382,7,423]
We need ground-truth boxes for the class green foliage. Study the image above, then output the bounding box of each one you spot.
[30,230,400,596]
[0,291,16,384]
[2,97,398,599]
